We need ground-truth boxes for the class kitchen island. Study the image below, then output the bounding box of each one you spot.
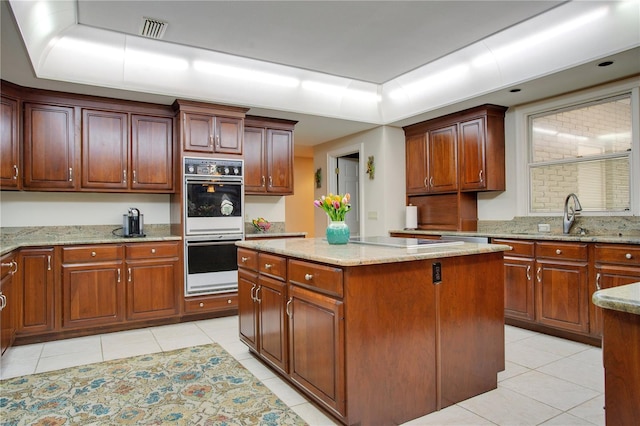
[592,283,640,426]
[236,237,510,426]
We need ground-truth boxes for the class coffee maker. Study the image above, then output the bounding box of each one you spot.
[123,207,145,237]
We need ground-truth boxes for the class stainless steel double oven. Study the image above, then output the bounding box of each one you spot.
[183,157,244,296]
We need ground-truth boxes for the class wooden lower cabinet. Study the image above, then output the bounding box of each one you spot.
[238,248,505,425]
[17,247,55,335]
[1,252,18,355]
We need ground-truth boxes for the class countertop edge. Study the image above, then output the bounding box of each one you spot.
[592,283,640,316]
[390,229,640,244]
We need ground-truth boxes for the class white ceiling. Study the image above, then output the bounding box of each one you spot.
[2,1,639,147]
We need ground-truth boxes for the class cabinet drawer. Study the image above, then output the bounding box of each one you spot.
[62,245,123,263]
[536,242,588,261]
[238,248,258,272]
[288,259,344,298]
[184,293,238,314]
[126,242,180,260]
[594,244,640,265]
[492,239,535,257]
[258,253,287,281]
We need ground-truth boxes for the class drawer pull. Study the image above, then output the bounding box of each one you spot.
[227,299,232,304]
[151,248,156,254]
[128,267,132,282]
[626,253,633,259]
[526,265,531,281]
[304,273,313,281]
[241,256,249,263]
[199,302,204,308]
[255,286,262,303]
[47,255,51,271]
[555,249,562,255]
[264,263,272,270]
[536,267,541,283]
[117,269,121,283]
[596,272,601,290]
[91,251,97,257]
[286,297,293,317]
[3,261,18,275]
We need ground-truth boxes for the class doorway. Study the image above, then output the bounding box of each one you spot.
[336,153,360,237]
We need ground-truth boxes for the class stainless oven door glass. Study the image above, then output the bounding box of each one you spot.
[185,239,239,295]
[185,179,243,235]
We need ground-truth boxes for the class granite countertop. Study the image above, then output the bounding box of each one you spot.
[390,229,640,245]
[0,225,181,255]
[236,237,510,267]
[592,283,640,316]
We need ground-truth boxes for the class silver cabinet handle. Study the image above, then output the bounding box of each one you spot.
[596,272,601,290]
[0,294,6,310]
[304,273,313,281]
[269,176,273,187]
[261,176,266,187]
[2,261,18,275]
[526,265,531,281]
[123,169,127,183]
[117,269,121,283]
[12,165,18,180]
[209,135,213,147]
[286,297,293,317]
[264,263,272,270]
[429,177,434,187]
[536,267,542,283]
[47,255,51,271]
[241,256,249,263]
[250,284,257,302]
[133,170,137,184]
[255,286,261,303]
[128,267,132,282]
[215,134,220,148]
[151,248,156,254]
[555,249,562,255]
[423,177,429,188]
[91,251,97,257]
[68,167,73,182]
[479,169,484,183]
[626,253,633,260]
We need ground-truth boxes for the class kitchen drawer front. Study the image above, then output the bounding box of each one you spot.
[594,244,640,266]
[184,293,238,313]
[62,245,123,263]
[238,248,259,272]
[492,239,535,257]
[288,259,344,298]
[536,242,588,261]
[258,253,287,281]
[125,242,180,260]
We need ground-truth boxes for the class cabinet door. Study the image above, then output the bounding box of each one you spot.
[1,253,18,355]
[215,116,243,154]
[504,256,536,321]
[459,117,486,190]
[266,128,293,194]
[257,274,288,375]
[427,125,458,193]
[1,96,20,189]
[131,115,173,191]
[238,268,259,351]
[591,264,640,336]
[288,284,345,416]
[406,134,428,195]
[183,113,214,153]
[82,109,128,190]
[18,248,55,335]
[23,103,76,189]
[535,259,589,333]
[126,259,179,320]
[61,262,124,329]
[243,126,267,193]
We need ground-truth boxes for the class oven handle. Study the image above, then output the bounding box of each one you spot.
[184,177,243,184]
[186,240,240,247]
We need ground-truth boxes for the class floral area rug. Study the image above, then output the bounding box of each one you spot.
[0,344,307,425]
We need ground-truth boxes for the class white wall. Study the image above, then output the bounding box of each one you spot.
[312,126,406,237]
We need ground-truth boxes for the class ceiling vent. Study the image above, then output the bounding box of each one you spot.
[139,17,168,40]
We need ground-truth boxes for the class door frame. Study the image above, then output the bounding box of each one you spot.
[326,143,364,237]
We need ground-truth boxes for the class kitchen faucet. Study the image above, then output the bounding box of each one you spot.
[563,193,582,234]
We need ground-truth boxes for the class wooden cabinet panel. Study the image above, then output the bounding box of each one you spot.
[183,293,237,314]
[406,134,428,195]
[62,245,122,263]
[131,115,173,191]
[215,116,243,154]
[125,242,180,260]
[288,259,343,298]
[1,252,18,354]
[182,112,243,155]
[126,260,178,320]
[258,253,287,281]
[459,118,486,190]
[81,109,128,190]
[242,126,266,192]
[266,128,293,193]
[183,113,214,153]
[504,256,536,321]
[17,248,55,335]
[258,274,288,375]
[427,125,458,193]
[288,284,345,416]
[237,247,259,272]
[238,268,259,351]
[1,95,20,189]
[23,103,75,189]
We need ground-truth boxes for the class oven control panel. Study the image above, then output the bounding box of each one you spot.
[184,157,243,177]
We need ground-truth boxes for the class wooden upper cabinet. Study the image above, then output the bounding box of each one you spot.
[244,116,296,195]
[1,95,20,190]
[82,109,129,190]
[174,99,248,156]
[23,103,76,190]
[427,125,458,193]
[131,115,173,191]
[406,134,427,195]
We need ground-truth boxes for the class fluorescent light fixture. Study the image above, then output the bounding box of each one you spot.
[125,49,188,71]
[473,6,610,67]
[55,37,123,61]
[388,64,469,100]
[194,61,299,88]
[301,81,381,102]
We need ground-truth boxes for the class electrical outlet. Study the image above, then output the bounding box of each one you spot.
[538,223,551,233]
[432,262,442,284]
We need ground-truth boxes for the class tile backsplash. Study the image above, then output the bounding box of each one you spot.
[479,216,640,236]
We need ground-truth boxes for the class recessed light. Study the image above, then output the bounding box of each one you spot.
[509,88,521,93]
[598,61,614,67]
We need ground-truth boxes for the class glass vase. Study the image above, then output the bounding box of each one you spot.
[326,220,350,245]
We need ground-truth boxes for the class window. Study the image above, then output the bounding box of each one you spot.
[528,93,633,214]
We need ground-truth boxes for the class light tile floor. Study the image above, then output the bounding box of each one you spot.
[0,319,605,425]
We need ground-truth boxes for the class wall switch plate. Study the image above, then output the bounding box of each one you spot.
[538,223,551,232]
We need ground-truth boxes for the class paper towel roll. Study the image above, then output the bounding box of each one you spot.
[405,205,417,229]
